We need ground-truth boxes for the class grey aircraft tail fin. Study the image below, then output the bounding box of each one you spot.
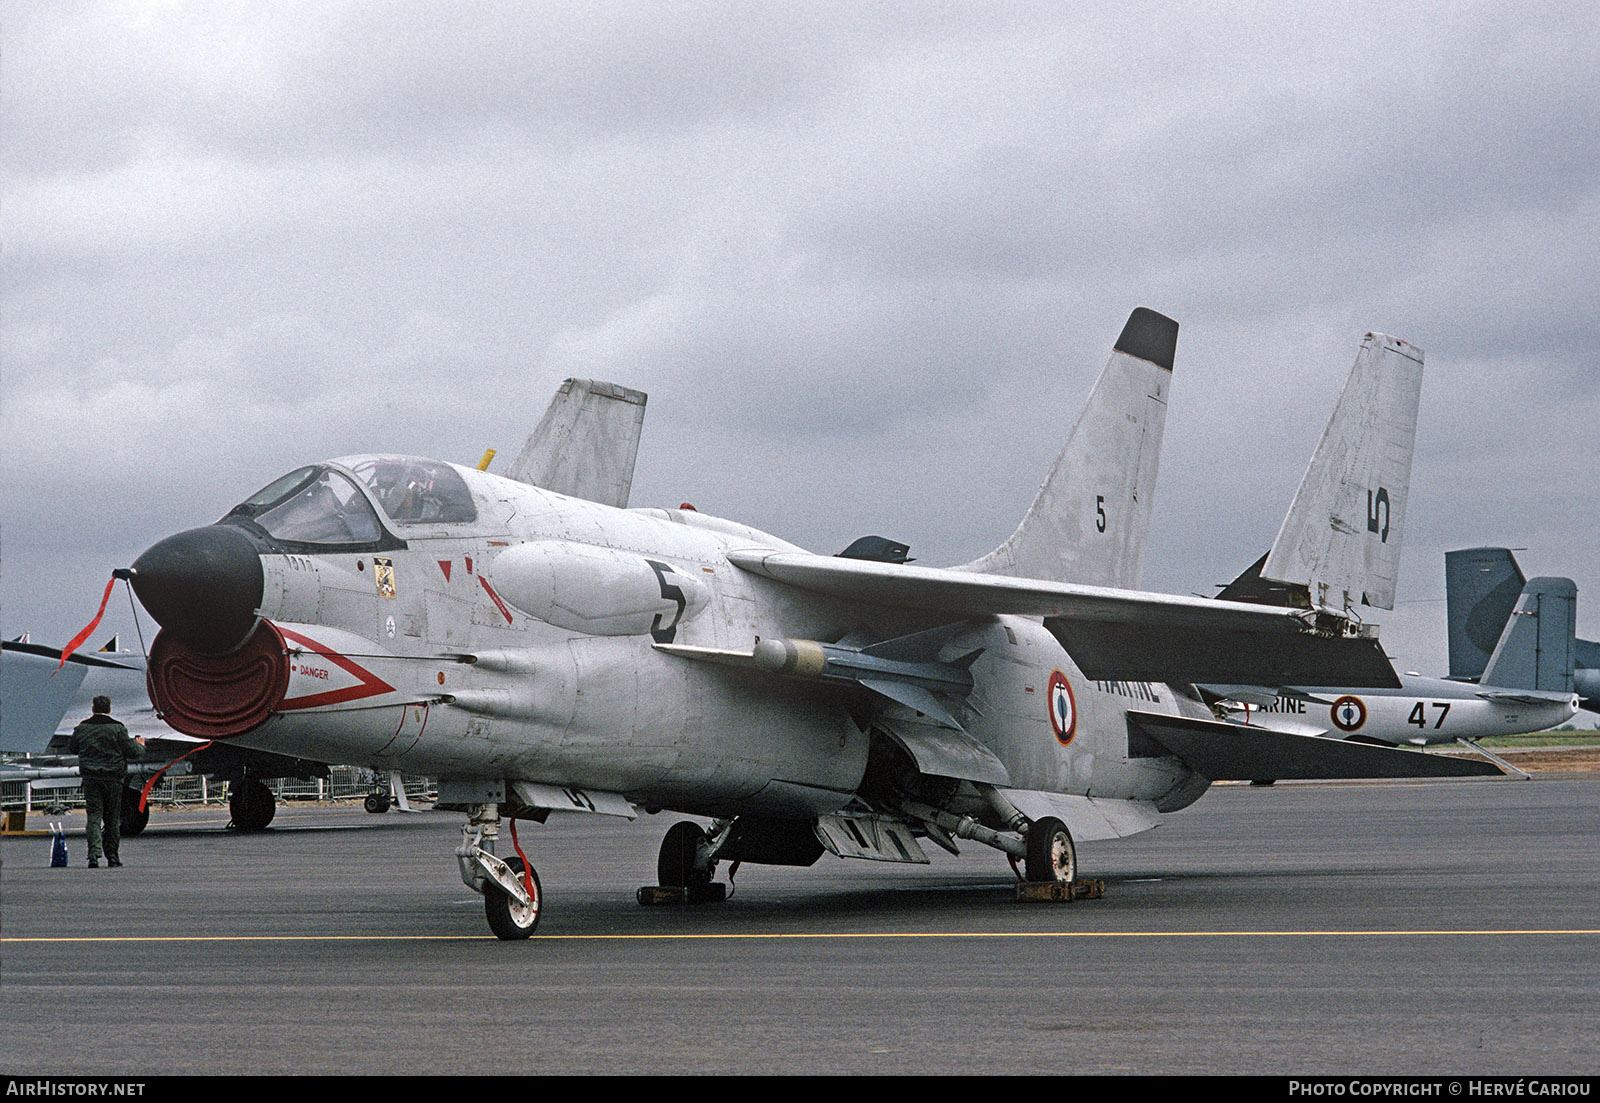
[505,378,647,508]
[1260,333,1424,617]
[1480,577,1577,693]
[961,307,1176,589]
[1445,547,1527,681]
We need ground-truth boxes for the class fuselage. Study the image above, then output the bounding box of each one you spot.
[135,455,1210,822]
[1222,672,1577,745]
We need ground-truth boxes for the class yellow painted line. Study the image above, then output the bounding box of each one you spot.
[4,929,1599,944]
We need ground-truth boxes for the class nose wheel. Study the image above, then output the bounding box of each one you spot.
[457,804,544,939]
[484,856,542,940]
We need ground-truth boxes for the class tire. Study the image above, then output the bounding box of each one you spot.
[121,787,150,836]
[657,821,712,888]
[364,793,391,814]
[1024,816,1076,884]
[484,856,541,940]
[229,779,276,832]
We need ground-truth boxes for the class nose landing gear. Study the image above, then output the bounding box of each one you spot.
[456,803,542,939]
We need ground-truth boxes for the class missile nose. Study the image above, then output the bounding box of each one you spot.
[130,525,265,654]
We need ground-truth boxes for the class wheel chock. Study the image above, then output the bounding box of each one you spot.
[636,882,728,906]
[1015,878,1105,903]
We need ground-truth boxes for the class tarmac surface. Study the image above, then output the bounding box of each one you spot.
[1,773,1596,1077]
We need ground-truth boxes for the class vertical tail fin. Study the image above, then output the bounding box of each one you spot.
[506,378,647,508]
[961,307,1177,588]
[1480,577,1577,693]
[1445,547,1527,680]
[1260,334,1424,616]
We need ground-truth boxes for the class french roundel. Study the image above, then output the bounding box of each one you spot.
[1047,670,1076,745]
[1330,694,1367,733]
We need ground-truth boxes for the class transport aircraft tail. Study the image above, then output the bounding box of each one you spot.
[1479,577,1577,694]
[1259,333,1424,617]
[961,307,1177,589]
[1445,547,1528,681]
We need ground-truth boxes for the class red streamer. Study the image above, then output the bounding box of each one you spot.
[138,741,213,812]
[57,577,117,671]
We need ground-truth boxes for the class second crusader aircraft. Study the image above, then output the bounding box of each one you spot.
[120,309,1497,939]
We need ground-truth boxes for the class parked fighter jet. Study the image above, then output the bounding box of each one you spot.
[1210,576,1579,745]
[1202,335,1580,746]
[1448,546,1600,711]
[118,308,1496,939]
[3,378,654,835]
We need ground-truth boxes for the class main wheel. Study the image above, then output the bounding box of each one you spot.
[229,779,276,832]
[657,821,713,888]
[120,786,150,836]
[1024,816,1076,883]
[364,793,391,814]
[485,856,542,940]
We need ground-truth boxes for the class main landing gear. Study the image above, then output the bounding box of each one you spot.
[120,785,150,837]
[899,790,1098,901]
[457,803,542,940]
[228,778,276,832]
[640,821,727,905]
[1023,815,1077,884]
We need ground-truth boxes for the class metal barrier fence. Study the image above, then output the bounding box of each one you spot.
[1,767,436,813]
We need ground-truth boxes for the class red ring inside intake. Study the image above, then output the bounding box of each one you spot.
[147,621,290,738]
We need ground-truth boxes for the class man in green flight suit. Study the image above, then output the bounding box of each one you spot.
[68,695,145,868]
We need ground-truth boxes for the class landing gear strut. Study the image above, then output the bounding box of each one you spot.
[456,803,542,940]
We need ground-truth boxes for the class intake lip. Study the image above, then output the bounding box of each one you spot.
[146,621,290,739]
[130,525,265,655]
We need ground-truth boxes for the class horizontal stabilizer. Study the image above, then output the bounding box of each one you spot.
[1474,689,1577,706]
[1,639,143,670]
[0,645,90,753]
[1125,711,1502,780]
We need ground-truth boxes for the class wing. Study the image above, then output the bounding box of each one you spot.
[726,550,1401,688]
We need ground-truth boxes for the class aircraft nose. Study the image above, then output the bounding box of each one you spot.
[130,525,265,654]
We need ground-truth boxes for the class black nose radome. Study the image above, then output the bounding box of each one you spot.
[131,525,265,654]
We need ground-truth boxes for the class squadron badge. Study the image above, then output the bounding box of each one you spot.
[374,556,397,599]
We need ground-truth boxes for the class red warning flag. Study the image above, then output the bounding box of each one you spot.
[56,577,117,671]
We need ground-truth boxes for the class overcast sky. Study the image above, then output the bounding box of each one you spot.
[4,1,1598,700]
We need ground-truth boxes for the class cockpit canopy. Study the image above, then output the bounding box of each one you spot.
[338,455,476,525]
[225,456,476,549]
